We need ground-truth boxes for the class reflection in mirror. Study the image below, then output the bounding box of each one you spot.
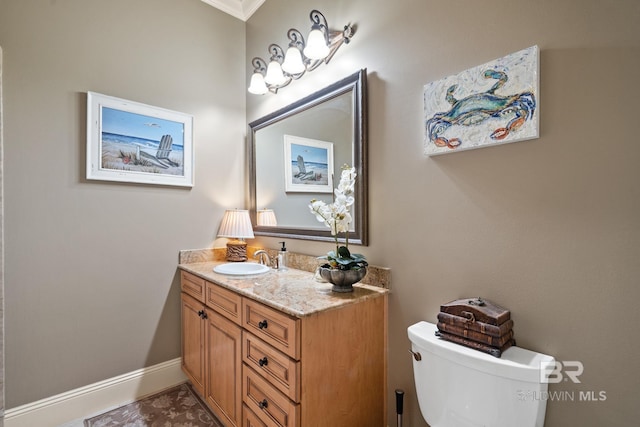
[249,69,368,244]
[256,209,278,226]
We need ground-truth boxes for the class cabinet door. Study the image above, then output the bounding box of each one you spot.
[205,308,243,427]
[181,293,205,396]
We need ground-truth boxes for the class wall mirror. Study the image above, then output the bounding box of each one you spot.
[248,69,368,245]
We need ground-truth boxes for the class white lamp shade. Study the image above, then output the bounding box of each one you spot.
[217,209,255,239]
[264,60,287,86]
[282,46,306,75]
[248,72,268,95]
[303,29,330,60]
[257,209,278,227]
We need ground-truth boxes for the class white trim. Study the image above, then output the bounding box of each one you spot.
[241,0,266,20]
[4,358,187,427]
[200,0,265,21]
[1,44,5,422]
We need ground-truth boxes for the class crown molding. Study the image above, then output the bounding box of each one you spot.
[200,0,265,21]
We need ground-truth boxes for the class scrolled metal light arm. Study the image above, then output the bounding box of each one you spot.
[248,10,355,95]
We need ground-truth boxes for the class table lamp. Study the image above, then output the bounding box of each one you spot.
[217,209,254,262]
[257,209,278,227]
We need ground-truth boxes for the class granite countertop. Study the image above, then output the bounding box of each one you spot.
[178,261,388,318]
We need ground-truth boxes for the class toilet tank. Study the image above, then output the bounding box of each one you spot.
[408,321,555,427]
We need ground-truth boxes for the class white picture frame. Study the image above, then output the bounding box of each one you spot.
[86,92,194,187]
[283,135,334,193]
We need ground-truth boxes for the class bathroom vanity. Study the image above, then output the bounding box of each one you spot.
[178,257,388,427]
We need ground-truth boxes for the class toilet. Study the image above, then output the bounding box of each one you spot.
[408,321,555,427]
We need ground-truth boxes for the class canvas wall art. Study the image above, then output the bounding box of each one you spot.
[87,92,194,187]
[424,45,539,156]
[284,135,334,193]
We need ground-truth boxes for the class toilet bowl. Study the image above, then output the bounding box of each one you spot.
[408,321,554,427]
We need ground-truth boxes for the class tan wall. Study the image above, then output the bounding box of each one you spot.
[247,1,640,426]
[2,0,639,424]
[0,0,246,407]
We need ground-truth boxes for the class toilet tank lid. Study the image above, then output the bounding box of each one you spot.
[408,321,555,383]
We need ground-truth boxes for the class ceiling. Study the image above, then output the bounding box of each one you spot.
[200,0,265,21]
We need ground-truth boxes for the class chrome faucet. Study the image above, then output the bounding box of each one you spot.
[253,250,271,267]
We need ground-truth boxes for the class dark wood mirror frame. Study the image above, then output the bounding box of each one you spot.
[248,69,368,245]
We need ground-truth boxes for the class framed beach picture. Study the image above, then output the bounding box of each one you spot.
[424,45,539,156]
[283,135,334,193]
[86,92,194,187]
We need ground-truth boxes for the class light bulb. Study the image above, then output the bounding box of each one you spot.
[303,28,330,60]
[264,61,287,86]
[248,72,268,95]
[282,46,306,75]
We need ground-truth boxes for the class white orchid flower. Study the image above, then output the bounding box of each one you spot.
[308,165,360,255]
[337,168,356,195]
[307,165,366,270]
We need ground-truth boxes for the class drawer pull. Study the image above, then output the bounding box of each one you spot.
[258,399,269,409]
[258,356,269,367]
[258,319,269,329]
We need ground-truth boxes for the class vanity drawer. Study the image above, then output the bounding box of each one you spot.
[243,299,300,360]
[181,271,205,302]
[206,281,242,326]
[243,332,300,402]
[243,404,268,427]
[243,366,300,427]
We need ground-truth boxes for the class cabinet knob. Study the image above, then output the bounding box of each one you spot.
[197,310,208,319]
[258,357,269,367]
[258,320,268,329]
[258,399,268,409]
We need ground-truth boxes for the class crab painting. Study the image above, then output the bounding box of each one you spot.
[425,69,536,150]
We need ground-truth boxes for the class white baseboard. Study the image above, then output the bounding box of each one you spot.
[4,358,187,427]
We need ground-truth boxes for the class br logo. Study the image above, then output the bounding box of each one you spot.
[541,361,584,383]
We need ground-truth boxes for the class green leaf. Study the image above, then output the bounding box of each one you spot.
[335,257,353,265]
[350,253,366,262]
[322,246,367,270]
[337,245,351,259]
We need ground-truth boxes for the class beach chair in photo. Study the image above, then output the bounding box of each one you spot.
[138,134,178,168]
[156,135,173,161]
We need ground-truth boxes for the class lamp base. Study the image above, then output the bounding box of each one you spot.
[226,240,248,262]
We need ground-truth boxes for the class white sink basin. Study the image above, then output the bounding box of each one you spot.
[213,263,270,276]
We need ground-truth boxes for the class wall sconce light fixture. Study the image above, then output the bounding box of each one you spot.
[248,10,355,95]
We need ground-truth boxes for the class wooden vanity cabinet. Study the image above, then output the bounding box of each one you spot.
[181,270,387,427]
[181,292,206,396]
[181,272,207,396]
[181,272,243,426]
[204,308,242,427]
[204,280,244,426]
